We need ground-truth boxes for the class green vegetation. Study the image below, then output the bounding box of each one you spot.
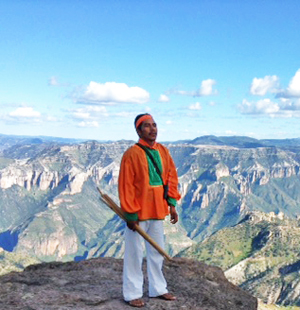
[0,248,40,276]
[258,302,300,310]
[179,212,300,306]
[181,212,300,271]
[178,219,257,269]
[0,157,15,169]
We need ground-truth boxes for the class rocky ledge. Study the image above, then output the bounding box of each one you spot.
[0,257,257,310]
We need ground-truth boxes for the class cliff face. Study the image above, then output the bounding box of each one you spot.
[0,141,125,193]
[0,141,129,262]
[171,144,300,242]
[179,211,300,306]
[0,257,257,310]
[2,137,300,307]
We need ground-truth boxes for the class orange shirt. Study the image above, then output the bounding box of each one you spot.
[118,139,181,221]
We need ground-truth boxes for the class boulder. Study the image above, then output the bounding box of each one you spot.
[0,257,257,310]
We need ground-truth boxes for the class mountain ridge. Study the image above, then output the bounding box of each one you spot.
[2,132,300,150]
[2,135,300,307]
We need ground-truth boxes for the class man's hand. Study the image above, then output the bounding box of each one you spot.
[169,206,178,224]
[127,220,139,231]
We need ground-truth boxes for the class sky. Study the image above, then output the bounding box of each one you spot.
[1,0,300,142]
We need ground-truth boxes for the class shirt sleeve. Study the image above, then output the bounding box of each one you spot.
[118,149,141,217]
[167,197,177,207]
[165,148,181,204]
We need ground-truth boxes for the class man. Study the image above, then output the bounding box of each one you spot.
[118,113,181,307]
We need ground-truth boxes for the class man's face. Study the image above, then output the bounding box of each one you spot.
[137,117,157,143]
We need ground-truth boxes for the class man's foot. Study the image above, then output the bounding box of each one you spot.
[158,293,176,300]
[127,298,145,307]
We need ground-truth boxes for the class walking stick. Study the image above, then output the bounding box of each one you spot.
[97,187,172,261]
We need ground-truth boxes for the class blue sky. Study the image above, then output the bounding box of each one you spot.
[1,0,300,142]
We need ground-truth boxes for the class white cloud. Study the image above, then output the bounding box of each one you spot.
[46,116,59,122]
[78,121,99,128]
[70,106,108,120]
[189,102,202,110]
[238,99,280,115]
[198,79,217,96]
[245,132,256,137]
[240,70,300,118]
[48,76,68,87]
[73,112,91,119]
[225,130,237,135]
[250,75,279,96]
[276,69,300,98]
[166,120,172,125]
[238,98,300,118]
[0,106,61,125]
[158,94,170,102]
[77,81,150,104]
[169,79,217,97]
[114,111,134,117]
[9,107,41,118]
[285,69,300,97]
[280,98,300,111]
[48,76,59,86]
[87,106,108,113]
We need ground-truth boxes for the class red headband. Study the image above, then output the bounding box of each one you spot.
[135,114,153,129]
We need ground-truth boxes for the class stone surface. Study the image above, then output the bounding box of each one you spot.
[0,257,257,310]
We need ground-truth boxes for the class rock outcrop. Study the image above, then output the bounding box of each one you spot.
[0,257,257,310]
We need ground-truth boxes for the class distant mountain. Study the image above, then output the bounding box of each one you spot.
[169,135,300,150]
[191,135,266,148]
[0,133,103,152]
[3,132,300,150]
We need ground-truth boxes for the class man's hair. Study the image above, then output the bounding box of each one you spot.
[134,113,150,131]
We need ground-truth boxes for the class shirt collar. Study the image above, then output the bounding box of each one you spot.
[138,138,158,149]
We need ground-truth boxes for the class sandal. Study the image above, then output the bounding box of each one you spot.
[158,293,176,300]
[128,298,145,307]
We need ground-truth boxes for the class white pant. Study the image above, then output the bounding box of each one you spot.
[123,220,168,301]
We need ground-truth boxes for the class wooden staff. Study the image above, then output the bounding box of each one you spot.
[97,187,172,261]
